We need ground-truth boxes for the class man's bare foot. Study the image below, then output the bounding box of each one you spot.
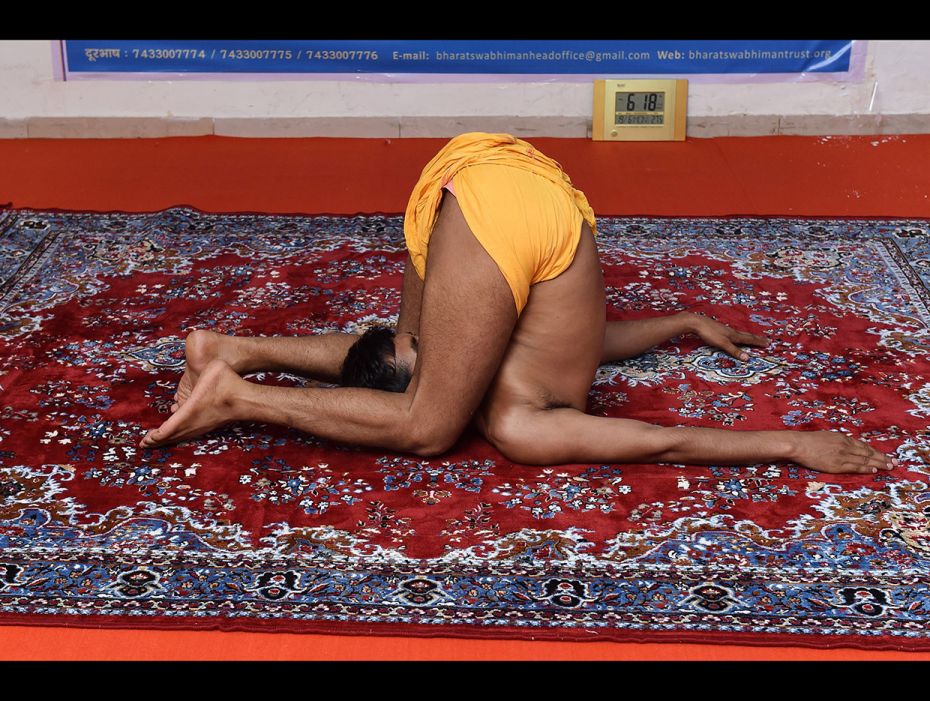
[142,359,245,448]
[173,330,247,413]
[790,430,898,475]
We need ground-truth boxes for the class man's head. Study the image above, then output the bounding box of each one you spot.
[340,326,419,393]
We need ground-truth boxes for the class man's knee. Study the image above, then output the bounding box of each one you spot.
[482,406,549,465]
[407,424,460,458]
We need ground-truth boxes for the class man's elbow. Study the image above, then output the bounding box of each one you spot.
[651,425,699,465]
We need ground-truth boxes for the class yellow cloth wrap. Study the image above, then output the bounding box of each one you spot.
[403,132,597,315]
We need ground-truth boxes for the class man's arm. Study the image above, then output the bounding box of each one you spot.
[601,312,692,363]
[203,252,424,384]
[601,312,770,363]
[214,332,361,384]
[203,253,427,383]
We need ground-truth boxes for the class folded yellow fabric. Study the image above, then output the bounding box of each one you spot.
[403,132,597,314]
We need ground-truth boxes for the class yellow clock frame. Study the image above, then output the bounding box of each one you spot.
[593,79,688,141]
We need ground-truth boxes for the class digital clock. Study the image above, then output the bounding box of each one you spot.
[593,79,687,141]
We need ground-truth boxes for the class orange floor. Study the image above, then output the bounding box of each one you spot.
[2,134,930,660]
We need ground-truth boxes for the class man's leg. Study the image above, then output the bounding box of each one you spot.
[397,252,425,336]
[485,405,896,475]
[397,193,518,452]
[142,194,517,453]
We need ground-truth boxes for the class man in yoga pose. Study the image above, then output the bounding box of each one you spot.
[140,133,897,476]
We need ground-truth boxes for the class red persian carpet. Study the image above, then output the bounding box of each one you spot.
[1,205,929,649]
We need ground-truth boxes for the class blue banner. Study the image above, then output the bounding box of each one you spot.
[64,40,853,76]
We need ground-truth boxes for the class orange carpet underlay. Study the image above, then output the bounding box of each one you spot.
[1,133,929,660]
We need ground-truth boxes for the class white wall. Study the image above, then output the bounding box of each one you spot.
[1,40,928,138]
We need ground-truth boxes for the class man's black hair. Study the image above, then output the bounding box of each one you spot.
[340,326,413,393]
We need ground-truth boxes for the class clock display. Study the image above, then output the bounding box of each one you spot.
[615,91,666,125]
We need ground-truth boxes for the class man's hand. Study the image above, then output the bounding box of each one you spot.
[788,430,896,474]
[684,312,770,361]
